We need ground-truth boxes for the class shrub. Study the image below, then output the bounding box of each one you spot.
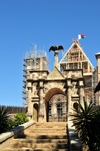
[14,113,29,125]
[0,107,9,134]
[6,113,29,131]
[70,100,100,151]
[7,119,18,130]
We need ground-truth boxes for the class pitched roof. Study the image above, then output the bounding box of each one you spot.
[58,39,94,72]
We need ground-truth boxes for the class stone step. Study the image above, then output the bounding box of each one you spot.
[4,148,69,151]
[29,128,66,130]
[32,123,67,127]
[13,138,68,144]
[24,133,67,136]
[10,142,68,149]
[31,125,67,129]
[26,130,66,133]
[33,122,67,124]
[34,122,67,125]
[23,134,68,139]
[3,122,69,151]
[32,123,67,125]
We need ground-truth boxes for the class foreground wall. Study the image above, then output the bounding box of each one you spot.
[68,117,83,151]
[0,120,35,150]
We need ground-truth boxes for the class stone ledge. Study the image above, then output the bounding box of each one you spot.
[68,117,83,151]
[0,120,35,144]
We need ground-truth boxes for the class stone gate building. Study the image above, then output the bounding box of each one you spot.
[22,39,98,122]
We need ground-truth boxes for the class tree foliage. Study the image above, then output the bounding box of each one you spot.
[70,100,100,151]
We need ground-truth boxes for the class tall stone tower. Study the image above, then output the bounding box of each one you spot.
[22,44,49,120]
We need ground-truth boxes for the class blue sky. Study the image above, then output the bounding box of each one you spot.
[0,0,100,106]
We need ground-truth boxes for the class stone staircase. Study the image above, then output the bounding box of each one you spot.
[3,122,69,151]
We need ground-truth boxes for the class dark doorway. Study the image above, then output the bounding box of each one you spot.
[73,103,78,111]
[33,103,38,122]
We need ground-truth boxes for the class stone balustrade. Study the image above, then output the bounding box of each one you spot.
[0,120,35,150]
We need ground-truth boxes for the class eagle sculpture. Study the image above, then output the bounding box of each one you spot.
[49,45,64,52]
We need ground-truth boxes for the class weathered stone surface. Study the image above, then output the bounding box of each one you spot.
[47,66,64,80]
[26,60,84,122]
[3,122,69,151]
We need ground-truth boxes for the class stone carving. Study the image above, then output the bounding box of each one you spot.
[33,82,39,96]
[44,82,65,94]
[71,82,78,96]
[32,73,38,80]
[65,71,82,79]
[43,86,48,94]
[34,90,38,95]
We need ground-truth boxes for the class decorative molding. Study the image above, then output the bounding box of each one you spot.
[44,82,65,94]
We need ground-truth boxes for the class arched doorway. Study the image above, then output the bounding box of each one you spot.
[33,103,38,122]
[45,88,67,122]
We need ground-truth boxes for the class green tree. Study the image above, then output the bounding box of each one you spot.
[0,107,9,134]
[70,100,100,151]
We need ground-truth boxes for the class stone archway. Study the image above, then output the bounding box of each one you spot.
[33,103,38,122]
[45,88,67,122]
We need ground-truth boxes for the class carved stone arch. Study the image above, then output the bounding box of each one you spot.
[44,82,65,95]
[44,87,67,122]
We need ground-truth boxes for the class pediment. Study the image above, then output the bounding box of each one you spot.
[47,66,64,80]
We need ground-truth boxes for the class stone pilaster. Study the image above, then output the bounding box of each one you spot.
[38,80,45,122]
[79,80,84,108]
[67,80,72,114]
[27,87,32,120]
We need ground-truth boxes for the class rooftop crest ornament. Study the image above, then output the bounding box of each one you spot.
[49,45,64,68]
[49,45,64,52]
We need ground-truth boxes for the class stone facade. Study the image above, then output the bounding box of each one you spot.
[26,66,84,122]
[22,41,100,122]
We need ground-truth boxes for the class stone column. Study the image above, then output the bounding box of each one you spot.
[54,50,59,68]
[27,87,32,120]
[67,80,72,114]
[38,80,45,122]
[79,80,84,108]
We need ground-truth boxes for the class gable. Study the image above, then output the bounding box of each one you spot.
[47,66,64,80]
[58,39,94,72]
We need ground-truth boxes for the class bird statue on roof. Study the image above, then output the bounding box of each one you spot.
[49,45,64,52]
